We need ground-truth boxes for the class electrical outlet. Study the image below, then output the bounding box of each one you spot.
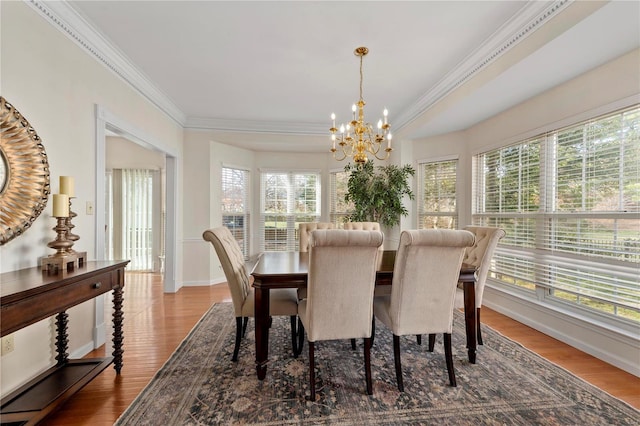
[86,201,94,215]
[1,334,15,355]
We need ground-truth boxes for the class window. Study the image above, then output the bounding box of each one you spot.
[473,106,640,322]
[329,169,353,226]
[222,166,250,258]
[418,159,458,229]
[260,171,320,251]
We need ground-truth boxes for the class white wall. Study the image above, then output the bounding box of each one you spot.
[106,136,166,170]
[182,128,337,286]
[0,2,183,394]
[412,48,640,375]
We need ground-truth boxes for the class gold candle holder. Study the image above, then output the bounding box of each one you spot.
[43,217,79,273]
[65,197,80,244]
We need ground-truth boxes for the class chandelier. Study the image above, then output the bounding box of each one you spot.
[330,46,392,164]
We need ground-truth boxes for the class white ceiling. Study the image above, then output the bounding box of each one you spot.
[46,1,640,152]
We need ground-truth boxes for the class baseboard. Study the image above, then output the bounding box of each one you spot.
[70,340,96,360]
[484,286,640,377]
[182,277,226,287]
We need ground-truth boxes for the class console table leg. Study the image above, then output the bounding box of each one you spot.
[112,284,124,374]
[55,311,69,365]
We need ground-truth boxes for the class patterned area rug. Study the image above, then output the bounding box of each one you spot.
[116,303,639,425]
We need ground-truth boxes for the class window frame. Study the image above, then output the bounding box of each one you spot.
[221,165,251,259]
[472,105,640,325]
[260,169,321,251]
[417,156,459,230]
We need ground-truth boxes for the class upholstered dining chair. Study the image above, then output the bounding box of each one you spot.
[342,221,381,231]
[203,227,300,361]
[452,226,505,346]
[298,229,383,400]
[342,221,388,300]
[297,222,336,300]
[298,222,336,252]
[373,229,475,391]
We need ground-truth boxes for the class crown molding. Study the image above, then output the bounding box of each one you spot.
[394,0,571,131]
[185,117,327,136]
[27,0,187,126]
[28,0,569,136]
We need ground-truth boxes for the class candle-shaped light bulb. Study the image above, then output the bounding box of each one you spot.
[331,134,336,149]
[331,113,336,128]
[377,119,383,130]
[340,124,345,134]
[387,132,393,149]
[352,104,357,120]
[53,194,70,217]
[383,108,388,125]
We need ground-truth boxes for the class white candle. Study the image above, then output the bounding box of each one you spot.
[331,113,336,129]
[60,176,75,197]
[53,194,69,217]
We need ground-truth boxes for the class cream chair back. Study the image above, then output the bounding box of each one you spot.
[343,222,381,231]
[343,222,384,251]
[298,222,335,252]
[462,226,506,307]
[388,229,475,336]
[304,229,383,342]
[203,227,250,317]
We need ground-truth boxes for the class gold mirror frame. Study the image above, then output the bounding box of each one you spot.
[0,96,50,245]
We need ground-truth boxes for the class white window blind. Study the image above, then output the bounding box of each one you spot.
[108,169,155,271]
[329,169,353,226]
[473,105,640,322]
[222,166,250,259]
[418,159,458,229]
[260,171,320,251]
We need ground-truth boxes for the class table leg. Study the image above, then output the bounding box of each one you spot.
[112,283,124,374]
[55,311,69,366]
[463,280,477,364]
[254,284,270,380]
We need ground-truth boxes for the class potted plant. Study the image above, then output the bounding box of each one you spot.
[344,162,415,228]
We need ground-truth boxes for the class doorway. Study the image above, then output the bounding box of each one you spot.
[94,105,179,348]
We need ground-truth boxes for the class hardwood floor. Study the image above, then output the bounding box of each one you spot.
[41,272,639,425]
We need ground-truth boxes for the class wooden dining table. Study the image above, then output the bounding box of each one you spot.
[250,250,478,380]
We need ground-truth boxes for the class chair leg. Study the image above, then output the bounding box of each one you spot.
[428,334,436,352]
[242,317,248,337]
[416,334,422,345]
[444,333,457,387]
[364,337,373,395]
[393,335,404,392]
[371,317,376,346]
[297,318,305,356]
[232,317,243,362]
[290,316,298,358]
[308,341,316,401]
[477,307,483,346]
[351,338,356,350]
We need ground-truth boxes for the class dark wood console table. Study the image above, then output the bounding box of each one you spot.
[0,260,129,425]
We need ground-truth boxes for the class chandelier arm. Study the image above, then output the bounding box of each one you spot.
[372,149,392,161]
[333,150,348,162]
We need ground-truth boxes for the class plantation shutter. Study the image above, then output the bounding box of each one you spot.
[260,171,320,251]
[329,169,352,226]
[221,166,250,259]
[418,159,458,229]
[473,105,640,320]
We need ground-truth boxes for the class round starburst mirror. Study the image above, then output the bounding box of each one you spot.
[0,96,50,245]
